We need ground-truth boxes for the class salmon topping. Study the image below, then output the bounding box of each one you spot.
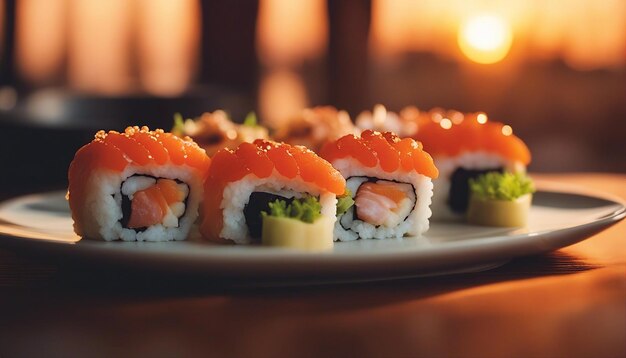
[263,142,299,179]
[70,127,210,175]
[207,140,345,195]
[413,114,531,165]
[320,131,438,179]
[236,142,274,178]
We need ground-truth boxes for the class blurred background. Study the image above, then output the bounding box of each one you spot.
[0,0,624,191]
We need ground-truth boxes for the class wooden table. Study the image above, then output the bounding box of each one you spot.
[0,173,624,358]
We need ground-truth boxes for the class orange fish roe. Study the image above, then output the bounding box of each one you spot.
[413,114,531,165]
[200,140,346,242]
[320,130,439,179]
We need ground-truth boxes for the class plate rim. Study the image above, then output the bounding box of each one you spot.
[0,180,624,279]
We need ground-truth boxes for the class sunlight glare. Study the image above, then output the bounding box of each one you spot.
[458,14,513,64]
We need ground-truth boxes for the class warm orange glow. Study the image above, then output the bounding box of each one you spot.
[370,0,626,70]
[16,0,66,84]
[257,0,328,66]
[136,0,200,96]
[450,111,464,124]
[458,14,513,64]
[370,0,449,59]
[372,104,387,128]
[431,112,443,123]
[68,0,132,94]
[259,70,308,128]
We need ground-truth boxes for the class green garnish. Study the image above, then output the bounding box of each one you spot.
[469,172,535,201]
[336,189,355,216]
[172,113,185,136]
[262,196,322,223]
[243,111,258,127]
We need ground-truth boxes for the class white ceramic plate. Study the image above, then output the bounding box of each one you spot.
[0,181,624,282]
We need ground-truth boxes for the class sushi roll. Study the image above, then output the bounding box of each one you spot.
[320,130,439,241]
[355,104,419,138]
[200,139,345,246]
[172,110,269,157]
[271,106,359,153]
[67,126,210,241]
[413,111,531,220]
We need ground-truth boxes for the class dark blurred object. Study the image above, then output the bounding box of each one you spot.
[0,0,16,87]
[0,87,251,191]
[200,2,259,93]
[327,0,371,114]
[0,0,257,192]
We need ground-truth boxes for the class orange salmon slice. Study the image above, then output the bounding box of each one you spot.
[358,182,407,205]
[157,179,186,204]
[126,180,187,229]
[127,187,166,229]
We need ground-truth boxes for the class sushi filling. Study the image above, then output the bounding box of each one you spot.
[447,167,503,214]
[120,175,189,231]
[341,177,416,230]
[244,192,296,240]
[244,191,326,241]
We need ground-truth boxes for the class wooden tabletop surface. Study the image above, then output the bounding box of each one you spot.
[0,173,624,358]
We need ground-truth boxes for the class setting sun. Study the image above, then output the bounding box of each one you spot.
[458,13,513,64]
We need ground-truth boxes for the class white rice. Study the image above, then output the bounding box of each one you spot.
[74,164,203,242]
[431,151,526,221]
[330,157,433,241]
[220,170,338,244]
